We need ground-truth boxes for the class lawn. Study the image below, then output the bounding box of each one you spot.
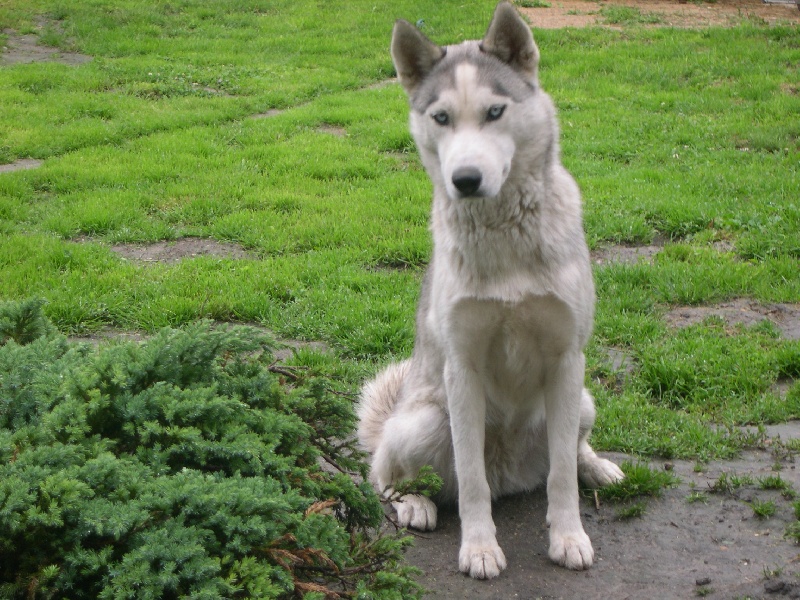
[1,0,799,595]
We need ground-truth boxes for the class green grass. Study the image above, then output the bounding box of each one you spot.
[759,475,795,498]
[515,0,552,8]
[599,6,665,26]
[686,491,709,504]
[750,499,777,519]
[615,500,647,520]
[709,471,755,494]
[597,461,679,502]
[0,0,798,465]
[594,461,677,519]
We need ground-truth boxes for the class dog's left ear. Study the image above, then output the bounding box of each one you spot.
[480,2,540,85]
[391,19,446,97]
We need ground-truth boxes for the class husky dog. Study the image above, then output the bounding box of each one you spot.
[358,2,624,580]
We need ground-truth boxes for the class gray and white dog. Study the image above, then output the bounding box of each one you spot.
[358,2,624,579]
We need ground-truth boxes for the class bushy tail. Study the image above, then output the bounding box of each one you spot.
[356,360,410,454]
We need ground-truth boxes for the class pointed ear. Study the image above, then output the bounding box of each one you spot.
[391,19,446,96]
[480,2,540,85]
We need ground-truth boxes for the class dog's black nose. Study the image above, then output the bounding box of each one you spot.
[452,167,482,196]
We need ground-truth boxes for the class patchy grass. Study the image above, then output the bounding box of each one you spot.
[600,6,665,26]
[708,471,755,495]
[759,475,796,499]
[593,461,678,520]
[615,500,648,520]
[597,461,679,502]
[786,520,800,544]
[750,499,778,519]
[515,0,552,8]
[686,491,709,504]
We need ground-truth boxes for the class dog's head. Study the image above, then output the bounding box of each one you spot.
[392,2,552,201]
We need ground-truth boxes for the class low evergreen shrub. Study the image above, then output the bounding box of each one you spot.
[0,300,421,599]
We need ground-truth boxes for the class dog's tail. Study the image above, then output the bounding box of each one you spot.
[356,360,410,454]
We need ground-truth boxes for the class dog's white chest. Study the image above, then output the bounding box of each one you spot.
[438,293,579,387]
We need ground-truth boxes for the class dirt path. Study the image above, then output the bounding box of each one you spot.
[520,0,799,29]
[406,428,800,599]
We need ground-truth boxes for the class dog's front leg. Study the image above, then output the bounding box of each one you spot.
[445,359,507,580]
[544,351,594,570]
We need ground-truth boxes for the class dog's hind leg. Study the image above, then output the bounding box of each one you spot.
[576,388,625,488]
[370,402,452,531]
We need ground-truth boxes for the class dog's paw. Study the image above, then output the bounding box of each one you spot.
[578,455,625,489]
[549,528,594,570]
[392,494,438,531]
[459,539,507,579]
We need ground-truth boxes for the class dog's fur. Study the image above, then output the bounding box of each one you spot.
[357,2,624,580]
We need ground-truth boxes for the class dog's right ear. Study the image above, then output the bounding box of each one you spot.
[391,20,445,97]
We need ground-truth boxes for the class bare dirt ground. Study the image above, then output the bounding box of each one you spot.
[520,0,800,29]
[667,299,800,341]
[0,17,91,67]
[405,442,800,600]
[0,32,91,65]
[109,238,253,263]
[0,158,43,174]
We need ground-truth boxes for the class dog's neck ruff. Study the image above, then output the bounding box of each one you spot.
[439,178,542,233]
[432,176,550,281]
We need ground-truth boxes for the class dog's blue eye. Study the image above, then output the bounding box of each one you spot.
[432,111,450,126]
[487,105,506,121]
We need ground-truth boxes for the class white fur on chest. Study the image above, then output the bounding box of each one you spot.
[432,292,580,381]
